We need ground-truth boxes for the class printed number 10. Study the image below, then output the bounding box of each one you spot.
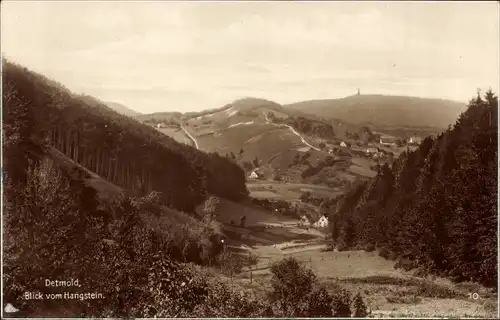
[468,293,480,300]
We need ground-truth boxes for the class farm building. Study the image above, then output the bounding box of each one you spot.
[409,136,423,145]
[379,137,397,146]
[313,215,329,228]
[156,123,164,128]
[248,170,263,180]
[366,147,379,154]
[340,141,350,148]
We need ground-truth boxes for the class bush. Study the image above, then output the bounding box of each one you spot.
[269,257,317,316]
[352,292,369,317]
[332,289,352,317]
[363,243,376,252]
[378,247,397,260]
[306,287,334,317]
[321,244,334,252]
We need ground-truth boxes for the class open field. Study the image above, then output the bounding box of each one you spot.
[247,180,342,201]
[227,238,497,318]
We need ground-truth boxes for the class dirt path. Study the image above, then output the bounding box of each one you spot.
[181,125,200,150]
[263,112,320,151]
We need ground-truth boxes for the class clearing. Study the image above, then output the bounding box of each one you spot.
[247,180,342,201]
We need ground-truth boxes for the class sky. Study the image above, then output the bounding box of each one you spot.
[2,1,499,113]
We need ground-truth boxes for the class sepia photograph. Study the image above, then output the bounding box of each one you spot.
[1,1,499,318]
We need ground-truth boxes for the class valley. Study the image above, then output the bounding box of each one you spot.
[211,202,496,319]
[3,59,496,319]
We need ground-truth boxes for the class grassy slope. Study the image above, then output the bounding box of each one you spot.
[285,94,467,129]
[178,97,381,199]
[156,127,194,146]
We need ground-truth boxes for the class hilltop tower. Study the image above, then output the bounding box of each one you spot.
[357,88,360,96]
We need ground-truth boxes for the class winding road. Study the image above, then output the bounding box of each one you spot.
[180,111,320,153]
[180,125,200,150]
[263,112,321,151]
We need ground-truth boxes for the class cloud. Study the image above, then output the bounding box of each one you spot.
[1,1,497,113]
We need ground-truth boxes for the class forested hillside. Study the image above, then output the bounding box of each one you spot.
[3,60,248,212]
[281,115,336,139]
[330,90,498,288]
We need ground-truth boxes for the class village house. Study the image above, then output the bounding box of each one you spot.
[313,215,329,228]
[379,137,397,147]
[340,141,350,148]
[409,136,423,145]
[366,147,379,154]
[248,169,263,180]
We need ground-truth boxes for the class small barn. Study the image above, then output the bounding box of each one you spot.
[409,136,422,145]
[340,141,350,148]
[248,170,263,180]
[313,215,329,228]
[366,147,379,154]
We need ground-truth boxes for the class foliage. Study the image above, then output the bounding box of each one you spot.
[203,196,221,218]
[332,288,352,317]
[285,116,336,139]
[352,292,369,317]
[330,90,498,288]
[269,257,317,316]
[3,59,248,214]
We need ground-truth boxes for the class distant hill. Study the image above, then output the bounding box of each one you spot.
[285,94,467,129]
[105,101,141,117]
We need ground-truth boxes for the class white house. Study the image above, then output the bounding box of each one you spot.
[340,141,349,148]
[248,170,263,180]
[380,137,397,146]
[313,215,329,228]
[409,136,422,145]
[366,147,379,154]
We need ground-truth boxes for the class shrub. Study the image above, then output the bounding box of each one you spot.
[203,196,221,217]
[321,244,334,252]
[269,257,317,316]
[240,215,247,228]
[332,289,351,317]
[352,292,369,317]
[363,243,376,252]
[306,287,334,317]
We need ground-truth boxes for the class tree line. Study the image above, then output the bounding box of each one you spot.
[330,90,498,288]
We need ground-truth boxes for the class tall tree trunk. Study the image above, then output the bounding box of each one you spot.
[96,148,101,176]
[113,159,119,184]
